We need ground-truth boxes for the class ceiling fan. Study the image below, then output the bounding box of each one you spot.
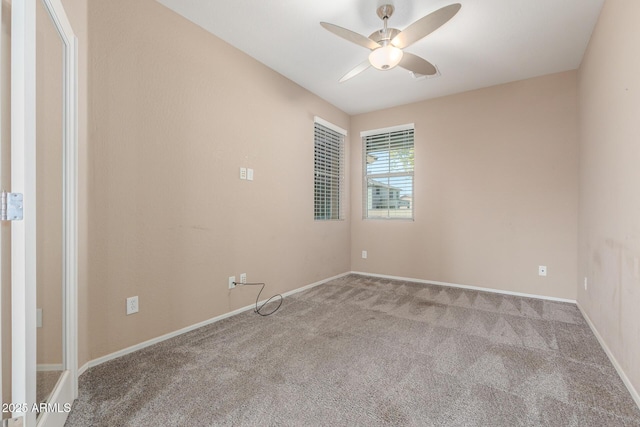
[320,3,461,82]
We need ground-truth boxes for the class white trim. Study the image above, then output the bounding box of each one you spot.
[41,0,74,38]
[0,0,4,411]
[279,272,348,297]
[75,270,640,415]
[314,116,347,136]
[78,362,89,377]
[36,364,64,372]
[577,303,640,410]
[360,123,414,138]
[36,370,73,427]
[12,0,37,425]
[77,270,576,378]
[350,271,576,303]
[78,272,351,376]
[36,0,80,409]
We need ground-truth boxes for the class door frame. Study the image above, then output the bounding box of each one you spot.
[44,0,79,402]
[11,0,38,424]
[10,0,78,425]
[39,1,78,425]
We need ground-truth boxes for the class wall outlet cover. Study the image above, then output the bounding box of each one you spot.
[126,296,139,315]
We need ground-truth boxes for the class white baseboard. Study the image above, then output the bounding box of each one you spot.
[78,271,350,376]
[77,270,573,377]
[349,271,638,410]
[350,271,576,303]
[77,270,640,413]
[577,303,640,410]
[37,370,73,427]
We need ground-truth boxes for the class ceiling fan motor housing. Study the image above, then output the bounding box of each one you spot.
[369,28,401,44]
[377,4,395,20]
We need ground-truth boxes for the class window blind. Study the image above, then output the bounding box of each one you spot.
[363,126,414,219]
[314,122,345,220]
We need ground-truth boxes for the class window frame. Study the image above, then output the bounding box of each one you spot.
[314,117,347,221]
[361,124,415,221]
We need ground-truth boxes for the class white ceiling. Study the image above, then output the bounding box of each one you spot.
[156,0,604,115]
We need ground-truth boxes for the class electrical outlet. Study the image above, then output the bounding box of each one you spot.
[584,277,588,290]
[362,250,367,259]
[538,265,547,276]
[126,296,139,315]
[240,273,247,284]
[229,276,236,289]
[240,168,247,180]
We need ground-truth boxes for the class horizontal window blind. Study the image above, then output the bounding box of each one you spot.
[314,122,345,220]
[363,126,414,219]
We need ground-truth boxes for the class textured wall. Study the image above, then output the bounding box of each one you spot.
[578,0,640,399]
[86,0,350,361]
[350,71,579,300]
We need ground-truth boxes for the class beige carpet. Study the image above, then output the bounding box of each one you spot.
[65,274,640,426]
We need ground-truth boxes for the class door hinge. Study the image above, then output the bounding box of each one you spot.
[1,191,23,221]
[2,416,24,427]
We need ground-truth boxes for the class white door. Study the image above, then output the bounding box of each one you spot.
[1,0,77,426]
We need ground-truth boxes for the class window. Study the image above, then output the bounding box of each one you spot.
[314,118,346,220]
[362,124,414,219]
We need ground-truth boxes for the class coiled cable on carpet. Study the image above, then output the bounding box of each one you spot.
[233,282,283,316]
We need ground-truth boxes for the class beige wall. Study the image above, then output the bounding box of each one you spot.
[85,0,349,361]
[61,3,640,404]
[350,71,579,300]
[578,0,640,397]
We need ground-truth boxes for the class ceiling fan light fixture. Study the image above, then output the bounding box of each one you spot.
[321,3,461,81]
[368,45,403,70]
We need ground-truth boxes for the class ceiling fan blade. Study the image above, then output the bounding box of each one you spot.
[320,22,380,50]
[398,53,437,76]
[391,3,461,49]
[339,60,371,83]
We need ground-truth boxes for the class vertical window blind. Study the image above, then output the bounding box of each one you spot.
[362,125,414,219]
[314,121,345,220]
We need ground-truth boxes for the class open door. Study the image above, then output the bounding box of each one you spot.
[1,0,77,426]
